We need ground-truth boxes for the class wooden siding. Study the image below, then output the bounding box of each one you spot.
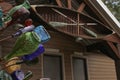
[0,27,117,80]
[86,52,117,80]
[44,31,84,52]
[0,26,16,57]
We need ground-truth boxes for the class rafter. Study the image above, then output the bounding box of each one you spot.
[103,33,120,44]
[67,0,72,9]
[77,2,86,12]
[117,44,120,56]
[107,41,120,59]
[56,0,62,7]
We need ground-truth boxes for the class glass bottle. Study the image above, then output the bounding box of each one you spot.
[4,32,41,60]
[23,71,33,80]
[4,0,30,23]
[33,25,51,43]
[11,70,25,80]
[22,44,44,61]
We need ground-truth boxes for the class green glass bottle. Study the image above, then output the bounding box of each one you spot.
[23,71,33,80]
[4,32,41,60]
[4,0,30,23]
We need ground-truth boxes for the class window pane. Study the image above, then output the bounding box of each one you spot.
[73,58,87,80]
[43,55,63,80]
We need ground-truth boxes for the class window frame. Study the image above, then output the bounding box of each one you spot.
[71,55,89,80]
[41,48,65,80]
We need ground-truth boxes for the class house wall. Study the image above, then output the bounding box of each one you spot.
[0,28,117,80]
[86,52,117,80]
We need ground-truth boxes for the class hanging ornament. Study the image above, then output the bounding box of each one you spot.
[6,7,30,27]
[3,0,30,26]
[0,24,35,42]
[0,70,13,80]
[11,70,25,80]
[4,57,21,74]
[24,18,33,26]
[23,71,33,80]
[12,24,35,38]
[12,24,24,30]
[4,31,41,60]
[22,44,44,61]
[33,25,51,43]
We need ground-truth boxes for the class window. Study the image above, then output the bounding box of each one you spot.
[43,54,63,80]
[72,57,88,80]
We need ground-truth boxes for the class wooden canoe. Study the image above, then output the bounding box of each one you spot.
[30,5,114,40]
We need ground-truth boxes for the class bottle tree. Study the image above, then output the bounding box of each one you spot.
[0,0,51,80]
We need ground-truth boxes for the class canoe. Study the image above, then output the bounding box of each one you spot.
[30,5,113,40]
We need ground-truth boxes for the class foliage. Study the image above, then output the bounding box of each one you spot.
[102,0,120,21]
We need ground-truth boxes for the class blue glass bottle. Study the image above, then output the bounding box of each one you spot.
[22,44,45,61]
[33,25,51,43]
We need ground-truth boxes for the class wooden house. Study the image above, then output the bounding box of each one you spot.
[0,0,120,80]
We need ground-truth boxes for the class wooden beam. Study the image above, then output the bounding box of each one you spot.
[56,0,62,7]
[67,0,72,9]
[52,8,76,23]
[77,2,86,12]
[117,44,120,57]
[107,41,120,59]
[103,33,120,44]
